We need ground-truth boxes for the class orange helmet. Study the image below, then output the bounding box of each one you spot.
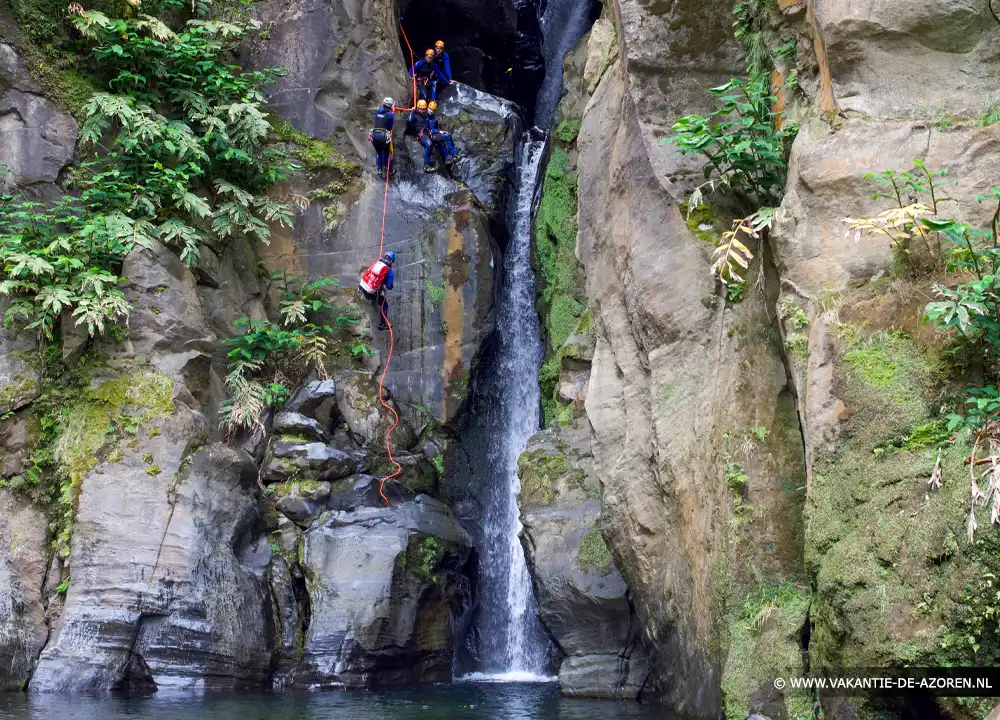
[428,101,438,111]
[434,40,444,50]
[424,48,434,59]
[416,99,428,110]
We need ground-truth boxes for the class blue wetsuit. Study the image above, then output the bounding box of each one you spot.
[409,109,435,166]
[377,267,394,329]
[428,113,457,157]
[434,51,452,83]
[370,108,394,172]
[409,58,449,101]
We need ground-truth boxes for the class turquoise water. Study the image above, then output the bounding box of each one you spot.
[0,683,672,720]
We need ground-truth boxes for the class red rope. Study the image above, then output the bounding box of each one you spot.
[399,22,418,109]
[376,150,401,505]
[373,23,419,504]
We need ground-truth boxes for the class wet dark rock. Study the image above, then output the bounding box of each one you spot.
[0,35,78,195]
[273,411,329,443]
[292,495,474,687]
[518,422,649,699]
[0,412,29,477]
[286,379,338,420]
[0,301,41,415]
[328,474,414,511]
[264,440,358,483]
[276,494,321,525]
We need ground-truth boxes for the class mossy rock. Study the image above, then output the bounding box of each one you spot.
[578,522,612,576]
[807,323,1000,678]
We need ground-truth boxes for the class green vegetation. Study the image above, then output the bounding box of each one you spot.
[404,534,445,584]
[0,0,293,343]
[978,103,1000,128]
[722,580,810,720]
[534,144,586,425]
[272,120,357,176]
[220,272,351,434]
[578,522,613,576]
[517,449,566,506]
[425,280,446,307]
[554,119,581,143]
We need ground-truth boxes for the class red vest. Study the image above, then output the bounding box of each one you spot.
[360,260,389,293]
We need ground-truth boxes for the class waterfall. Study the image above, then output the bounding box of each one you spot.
[466,138,551,680]
[533,0,598,127]
[461,0,597,682]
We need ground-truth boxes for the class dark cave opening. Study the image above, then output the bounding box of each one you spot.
[397,0,545,123]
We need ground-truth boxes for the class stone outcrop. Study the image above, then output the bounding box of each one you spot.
[293,491,474,687]
[0,15,78,196]
[518,422,648,699]
[0,490,49,690]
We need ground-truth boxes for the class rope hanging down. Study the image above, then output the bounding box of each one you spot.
[376,144,401,505]
[399,23,418,110]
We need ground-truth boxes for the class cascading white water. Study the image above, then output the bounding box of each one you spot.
[467,138,552,680]
[534,0,597,127]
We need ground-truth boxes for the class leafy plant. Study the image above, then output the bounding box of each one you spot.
[219,272,341,435]
[670,77,788,214]
[0,3,293,343]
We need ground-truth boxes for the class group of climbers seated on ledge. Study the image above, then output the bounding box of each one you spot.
[409,99,459,173]
[368,40,462,177]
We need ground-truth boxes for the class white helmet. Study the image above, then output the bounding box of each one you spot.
[382,97,394,107]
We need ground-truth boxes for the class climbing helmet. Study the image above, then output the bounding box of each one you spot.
[382,97,394,107]
[416,99,428,110]
[434,40,444,49]
[424,49,434,59]
[428,101,438,111]
[384,251,396,264]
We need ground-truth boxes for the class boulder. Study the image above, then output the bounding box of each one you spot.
[559,654,649,700]
[518,422,649,699]
[0,301,41,415]
[327,474,414,511]
[30,442,274,691]
[0,39,78,195]
[286,379,338,421]
[0,490,49,690]
[263,440,358,482]
[273,411,329,443]
[336,372,416,452]
[293,495,474,687]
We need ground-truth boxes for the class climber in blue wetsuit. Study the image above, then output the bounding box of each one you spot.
[427,101,459,164]
[409,99,437,172]
[369,97,395,177]
[409,48,449,102]
[433,40,454,86]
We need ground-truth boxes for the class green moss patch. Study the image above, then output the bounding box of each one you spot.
[722,581,810,720]
[535,146,586,426]
[578,523,613,576]
[517,448,566,506]
[555,118,581,143]
[403,534,446,584]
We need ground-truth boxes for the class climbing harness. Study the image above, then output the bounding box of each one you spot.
[375,135,402,505]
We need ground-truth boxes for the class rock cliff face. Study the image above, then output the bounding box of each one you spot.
[0,0,518,691]
[549,0,1000,716]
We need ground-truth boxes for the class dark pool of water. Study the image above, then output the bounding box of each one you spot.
[0,683,674,720]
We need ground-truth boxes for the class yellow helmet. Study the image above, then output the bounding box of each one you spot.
[416,99,428,110]
[428,101,438,111]
[424,48,434,59]
[434,40,444,49]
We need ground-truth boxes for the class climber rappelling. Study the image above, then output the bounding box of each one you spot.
[369,97,395,178]
[409,48,449,102]
[359,251,396,331]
